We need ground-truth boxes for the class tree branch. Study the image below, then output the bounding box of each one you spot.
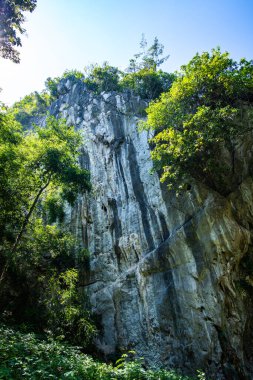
[11,176,52,254]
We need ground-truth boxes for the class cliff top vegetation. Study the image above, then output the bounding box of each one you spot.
[141,48,253,193]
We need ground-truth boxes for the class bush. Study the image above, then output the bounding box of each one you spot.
[121,69,175,100]
[0,324,199,380]
[84,63,122,94]
[10,92,50,128]
[45,70,84,100]
[41,269,96,347]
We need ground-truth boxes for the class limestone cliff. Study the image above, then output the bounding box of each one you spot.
[49,78,253,380]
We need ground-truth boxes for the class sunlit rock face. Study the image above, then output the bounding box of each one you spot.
[50,78,253,380]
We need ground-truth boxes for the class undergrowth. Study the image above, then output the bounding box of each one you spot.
[0,324,201,380]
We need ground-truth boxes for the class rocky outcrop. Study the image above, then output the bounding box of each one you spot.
[50,78,253,380]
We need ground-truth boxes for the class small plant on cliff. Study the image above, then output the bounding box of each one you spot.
[45,70,84,100]
[140,48,253,191]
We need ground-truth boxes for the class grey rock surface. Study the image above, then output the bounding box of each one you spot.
[50,79,253,380]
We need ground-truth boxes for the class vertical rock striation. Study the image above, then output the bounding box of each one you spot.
[50,78,253,379]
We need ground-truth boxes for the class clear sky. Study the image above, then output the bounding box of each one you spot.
[0,0,253,105]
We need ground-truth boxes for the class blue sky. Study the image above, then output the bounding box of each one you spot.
[0,0,252,104]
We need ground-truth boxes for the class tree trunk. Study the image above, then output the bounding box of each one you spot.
[11,177,51,254]
[0,177,51,286]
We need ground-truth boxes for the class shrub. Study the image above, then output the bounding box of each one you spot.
[0,324,199,380]
[84,62,122,94]
[121,69,175,100]
[45,70,84,100]
[10,92,50,128]
[41,269,96,347]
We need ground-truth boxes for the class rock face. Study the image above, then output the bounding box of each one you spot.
[50,78,253,380]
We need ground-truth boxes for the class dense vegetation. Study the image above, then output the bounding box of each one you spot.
[0,324,200,380]
[141,48,253,192]
[10,91,51,128]
[0,108,95,346]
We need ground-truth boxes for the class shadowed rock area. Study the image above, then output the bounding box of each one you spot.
[50,78,253,380]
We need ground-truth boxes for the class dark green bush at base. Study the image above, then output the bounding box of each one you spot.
[0,324,200,380]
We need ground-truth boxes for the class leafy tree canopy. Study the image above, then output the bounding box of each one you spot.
[141,48,253,191]
[84,62,122,93]
[10,91,50,128]
[121,35,173,99]
[0,112,90,254]
[0,108,94,343]
[127,34,170,72]
[0,0,37,63]
[121,68,175,101]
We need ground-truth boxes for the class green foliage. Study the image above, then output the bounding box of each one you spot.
[63,69,84,81]
[127,35,170,72]
[0,324,198,379]
[0,113,90,249]
[196,370,207,380]
[141,48,253,191]
[84,62,122,94]
[45,70,84,100]
[41,269,96,346]
[82,61,174,100]
[45,77,60,99]
[0,0,37,63]
[44,191,66,223]
[43,37,173,101]
[0,109,94,345]
[33,116,91,196]
[120,36,174,100]
[10,91,51,128]
[42,38,174,101]
[121,69,175,100]
[0,108,25,245]
[0,111,90,240]
[0,217,96,345]
[16,219,76,268]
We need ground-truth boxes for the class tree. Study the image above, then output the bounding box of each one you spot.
[0,112,90,282]
[121,36,174,100]
[0,0,37,63]
[121,68,175,100]
[42,39,173,101]
[126,35,170,72]
[141,48,253,191]
[0,110,95,343]
[10,91,50,128]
